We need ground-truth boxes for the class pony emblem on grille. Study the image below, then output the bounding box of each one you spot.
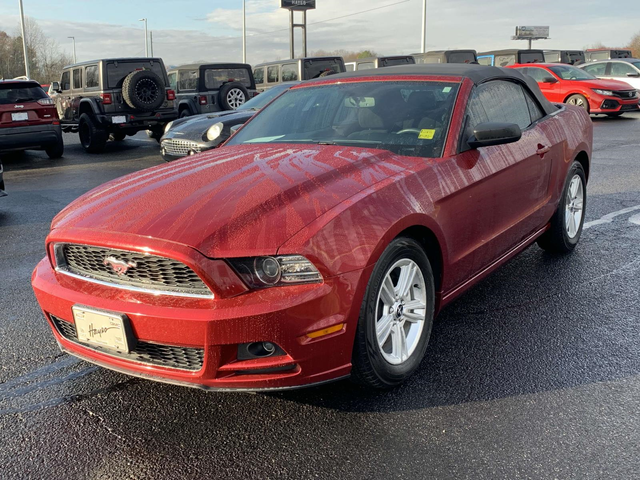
[103,256,137,276]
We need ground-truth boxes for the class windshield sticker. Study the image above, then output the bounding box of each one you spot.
[419,129,436,140]
[443,87,452,93]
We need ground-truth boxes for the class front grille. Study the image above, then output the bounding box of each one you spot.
[50,315,205,371]
[161,138,201,157]
[56,243,212,298]
[619,103,639,112]
[612,90,637,99]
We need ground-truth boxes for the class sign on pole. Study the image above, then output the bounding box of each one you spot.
[513,26,550,39]
[281,0,316,10]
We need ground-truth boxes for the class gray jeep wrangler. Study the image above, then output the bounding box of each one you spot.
[167,63,256,118]
[51,58,177,153]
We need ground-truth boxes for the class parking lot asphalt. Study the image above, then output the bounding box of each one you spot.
[1,117,639,480]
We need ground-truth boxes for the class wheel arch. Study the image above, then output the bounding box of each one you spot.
[178,100,193,114]
[575,150,590,182]
[394,225,444,295]
[78,99,98,117]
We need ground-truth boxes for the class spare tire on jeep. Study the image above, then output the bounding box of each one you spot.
[219,82,249,110]
[122,70,165,112]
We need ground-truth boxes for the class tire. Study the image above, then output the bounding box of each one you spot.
[219,83,249,110]
[537,161,587,253]
[122,70,165,112]
[147,127,164,143]
[565,94,589,112]
[111,132,126,141]
[607,113,623,118]
[78,113,108,153]
[45,137,64,159]
[351,237,436,389]
[179,109,191,119]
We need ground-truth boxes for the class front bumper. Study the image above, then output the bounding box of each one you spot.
[0,123,62,152]
[589,96,639,114]
[32,256,363,390]
[160,134,224,162]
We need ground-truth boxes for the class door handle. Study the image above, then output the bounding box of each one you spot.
[536,144,551,158]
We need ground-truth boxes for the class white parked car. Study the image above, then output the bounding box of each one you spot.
[579,59,640,91]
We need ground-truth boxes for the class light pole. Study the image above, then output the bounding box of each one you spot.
[68,36,77,63]
[18,0,30,78]
[139,18,149,57]
[242,0,246,63]
[421,0,427,53]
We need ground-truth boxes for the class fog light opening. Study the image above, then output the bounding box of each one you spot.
[247,341,276,358]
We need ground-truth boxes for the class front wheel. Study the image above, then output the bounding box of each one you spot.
[352,237,435,389]
[537,161,587,253]
[566,94,589,112]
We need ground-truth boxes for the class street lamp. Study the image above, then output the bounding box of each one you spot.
[139,18,149,57]
[242,0,246,63]
[68,36,77,63]
[18,0,30,78]
[421,0,427,53]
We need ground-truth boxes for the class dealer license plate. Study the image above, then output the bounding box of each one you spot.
[112,115,127,124]
[72,306,130,352]
[11,112,28,122]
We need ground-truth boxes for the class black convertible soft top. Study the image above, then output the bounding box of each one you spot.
[314,63,557,116]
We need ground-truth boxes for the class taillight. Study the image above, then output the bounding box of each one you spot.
[199,96,208,105]
[37,98,54,106]
[101,93,113,105]
[167,90,176,101]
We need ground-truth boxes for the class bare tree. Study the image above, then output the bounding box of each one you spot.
[628,33,640,58]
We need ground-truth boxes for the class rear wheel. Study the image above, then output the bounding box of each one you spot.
[179,109,191,119]
[566,94,589,112]
[78,113,108,153]
[352,237,435,389]
[537,161,587,253]
[45,137,64,159]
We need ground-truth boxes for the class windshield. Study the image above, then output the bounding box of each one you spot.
[631,62,640,70]
[0,84,47,104]
[548,65,595,80]
[227,81,460,159]
[303,59,345,79]
[237,84,295,111]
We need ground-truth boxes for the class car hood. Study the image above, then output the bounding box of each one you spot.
[169,110,255,135]
[51,144,407,258]
[581,78,636,90]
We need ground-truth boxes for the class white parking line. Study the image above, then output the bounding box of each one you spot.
[583,204,640,230]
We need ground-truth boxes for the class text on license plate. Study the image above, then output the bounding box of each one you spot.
[72,306,130,352]
[11,112,29,122]
[112,115,127,124]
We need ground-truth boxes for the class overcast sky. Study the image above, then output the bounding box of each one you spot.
[1,0,639,68]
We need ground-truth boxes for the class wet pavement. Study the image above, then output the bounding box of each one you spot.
[1,116,639,479]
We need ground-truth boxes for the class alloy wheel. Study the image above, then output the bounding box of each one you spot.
[227,88,246,109]
[375,258,427,365]
[565,174,584,239]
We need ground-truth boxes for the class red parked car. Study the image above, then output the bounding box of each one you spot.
[32,65,593,391]
[0,80,64,158]
[509,63,639,117]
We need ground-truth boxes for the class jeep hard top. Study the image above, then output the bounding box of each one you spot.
[52,57,177,153]
[167,63,256,118]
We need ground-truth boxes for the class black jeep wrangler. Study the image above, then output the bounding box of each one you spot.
[167,63,256,118]
[51,58,177,153]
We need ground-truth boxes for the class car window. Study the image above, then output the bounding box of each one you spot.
[267,66,279,83]
[281,64,299,82]
[520,67,550,83]
[85,65,99,88]
[610,62,636,76]
[178,70,198,91]
[583,63,606,76]
[462,80,535,151]
[519,52,545,64]
[548,65,595,80]
[0,83,47,104]
[358,62,375,70]
[382,57,415,67]
[477,56,493,66]
[72,68,82,89]
[447,52,476,63]
[61,71,71,91]
[524,90,544,124]
[204,68,252,89]
[227,81,461,159]
[544,52,561,63]
[105,61,167,89]
[254,67,264,84]
[495,55,516,67]
[631,61,640,71]
[589,51,609,61]
[613,50,632,58]
[167,72,177,91]
[303,58,344,79]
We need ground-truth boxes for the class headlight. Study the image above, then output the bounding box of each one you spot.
[592,89,613,96]
[164,121,174,133]
[228,255,322,289]
[206,122,224,141]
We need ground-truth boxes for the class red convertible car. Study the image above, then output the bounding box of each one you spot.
[509,63,639,117]
[32,65,593,391]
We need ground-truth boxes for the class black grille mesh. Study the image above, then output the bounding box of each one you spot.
[613,90,637,99]
[60,244,211,296]
[50,315,205,371]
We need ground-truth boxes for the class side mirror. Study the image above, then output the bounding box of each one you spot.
[626,72,640,78]
[542,76,558,83]
[51,81,60,92]
[230,124,242,135]
[468,122,522,149]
